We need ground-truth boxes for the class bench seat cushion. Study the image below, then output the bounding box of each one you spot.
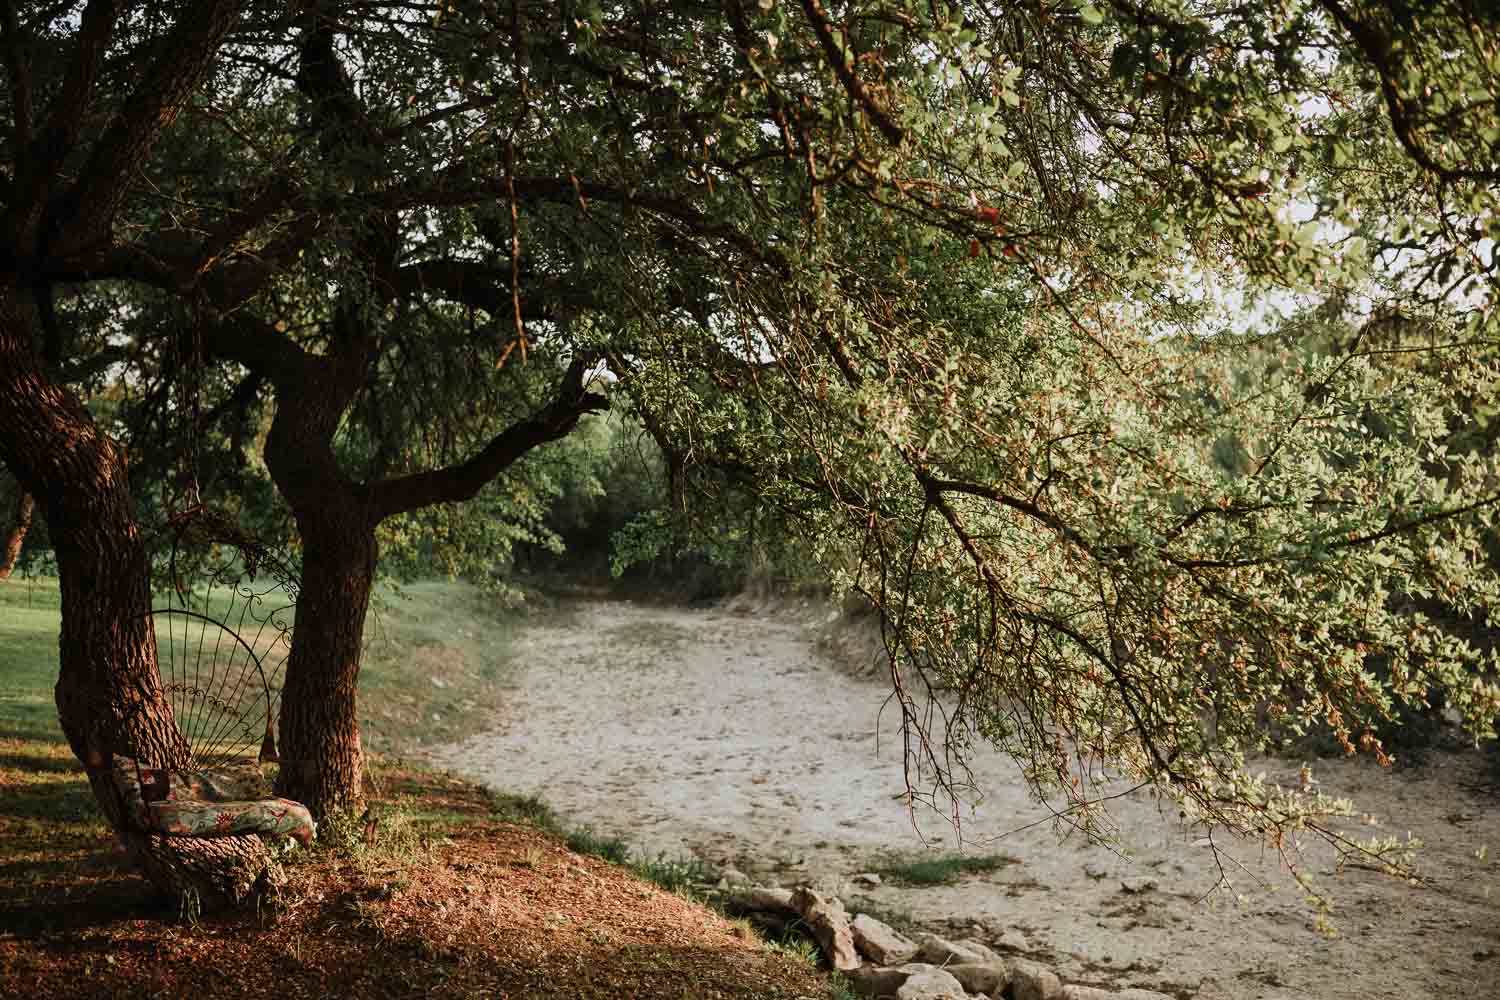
[147,796,316,844]
[108,756,315,844]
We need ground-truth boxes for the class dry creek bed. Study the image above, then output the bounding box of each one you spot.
[428,599,1500,1000]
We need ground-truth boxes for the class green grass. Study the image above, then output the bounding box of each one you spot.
[359,580,528,754]
[871,851,1020,886]
[0,576,524,757]
[0,578,68,746]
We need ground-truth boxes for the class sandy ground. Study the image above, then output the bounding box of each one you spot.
[430,600,1500,1000]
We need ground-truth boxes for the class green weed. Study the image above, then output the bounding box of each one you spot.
[563,827,631,865]
[485,790,558,829]
[872,851,1019,885]
[628,853,713,894]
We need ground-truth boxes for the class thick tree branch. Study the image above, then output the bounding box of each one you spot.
[56,0,249,256]
[371,359,607,520]
[0,0,32,154]
[199,312,318,386]
[391,259,583,320]
[13,0,116,222]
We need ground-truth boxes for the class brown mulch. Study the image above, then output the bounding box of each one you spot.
[0,764,837,1000]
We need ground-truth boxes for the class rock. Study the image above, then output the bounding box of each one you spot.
[955,938,1000,961]
[792,886,860,972]
[718,866,750,885]
[1119,876,1159,894]
[852,913,919,965]
[915,933,996,966]
[1082,861,1109,880]
[896,967,967,999]
[846,963,953,999]
[724,886,796,915]
[1010,959,1064,1000]
[998,928,1029,952]
[946,961,1009,995]
[846,963,912,999]
[852,872,884,886]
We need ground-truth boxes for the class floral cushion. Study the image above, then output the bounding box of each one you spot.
[107,756,315,845]
[147,796,316,844]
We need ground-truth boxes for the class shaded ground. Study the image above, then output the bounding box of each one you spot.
[433,599,1500,1000]
[0,578,843,1000]
[0,754,840,1000]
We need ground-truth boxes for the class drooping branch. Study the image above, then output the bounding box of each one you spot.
[375,174,793,278]
[1315,0,1498,183]
[799,0,906,147]
[370,358,607,519]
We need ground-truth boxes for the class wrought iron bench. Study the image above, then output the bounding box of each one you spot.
[101,521,315,849]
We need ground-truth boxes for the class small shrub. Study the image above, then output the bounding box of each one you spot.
[487,791,557,830]
[629,853,713,895]
[564,827,630,865]
[769,931,820,968]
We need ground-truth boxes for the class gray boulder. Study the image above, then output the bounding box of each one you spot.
[914,933,997,966]
[945,961,1009,995]
[724,885,796,915]
[846,963,911,999]
[1010,958,1065,1000]
[896,967,967,1000]
[851,913,919,965]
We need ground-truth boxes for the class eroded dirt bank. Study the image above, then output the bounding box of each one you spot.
[429,600,1500,1000]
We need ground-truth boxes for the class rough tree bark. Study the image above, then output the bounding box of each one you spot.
[0,489,33,578]
[246,321,606,818]
[0,291,277,909]
[0,0,274,909]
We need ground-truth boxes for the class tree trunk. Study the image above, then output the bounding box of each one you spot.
[0,290,187,768]
[0,288,274,909]
[0,490,33,578]
[273,508,378,818]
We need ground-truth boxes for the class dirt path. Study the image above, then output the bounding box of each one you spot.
[430,600,1500,1000]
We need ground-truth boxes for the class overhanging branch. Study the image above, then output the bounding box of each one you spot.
[370,358,607,519]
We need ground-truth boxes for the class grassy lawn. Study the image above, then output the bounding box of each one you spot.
[0,576,847,1000]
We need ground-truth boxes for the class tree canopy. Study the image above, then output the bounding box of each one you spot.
[1,0,1497,885]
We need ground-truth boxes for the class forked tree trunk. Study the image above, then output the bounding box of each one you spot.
[0,290,277,910]
[0,490,33,578]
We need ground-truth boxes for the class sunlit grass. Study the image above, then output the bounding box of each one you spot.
[0,575,525,758]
